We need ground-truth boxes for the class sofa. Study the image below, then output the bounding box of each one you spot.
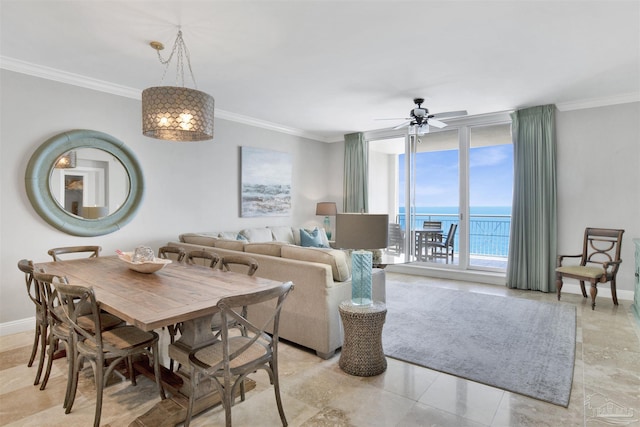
[167,225,386,359]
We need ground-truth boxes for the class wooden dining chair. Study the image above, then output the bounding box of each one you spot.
[18,259,48,385]
[556,227,624,310]
[184,282,294,427]
[34,272,124,408]
[426,223,457,263]
[48,245,101,261]
[220,254,259,276]
[54,281,165,427]
[158,245,186,263]
[187,250,220,268]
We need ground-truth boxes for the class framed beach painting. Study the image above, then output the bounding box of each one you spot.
[240,146,292,217]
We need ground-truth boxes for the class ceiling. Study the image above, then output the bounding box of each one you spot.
[1,1,639,142]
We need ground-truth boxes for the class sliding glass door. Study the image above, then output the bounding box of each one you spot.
[369,112,512,273]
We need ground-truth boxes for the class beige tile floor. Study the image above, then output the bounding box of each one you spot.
[1,272,638,427]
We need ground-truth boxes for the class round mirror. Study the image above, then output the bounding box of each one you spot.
[26,130,144,236]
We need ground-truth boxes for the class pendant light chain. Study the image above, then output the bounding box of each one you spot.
[155,30,198,89]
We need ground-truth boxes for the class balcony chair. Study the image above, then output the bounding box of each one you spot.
[54,281,165,427]
[184,281,294,427]
[158,245,186,263]
[556,227,624,310]
[18,259,47,385]
[387,223,405,254]
[426,223,457,263]
[48,246,101,261]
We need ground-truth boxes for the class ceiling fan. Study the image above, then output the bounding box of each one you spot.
[381,98,467,134]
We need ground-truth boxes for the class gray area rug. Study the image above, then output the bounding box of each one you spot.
[382,281,576,407]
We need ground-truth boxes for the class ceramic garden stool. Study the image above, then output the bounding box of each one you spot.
[338,301,387,376]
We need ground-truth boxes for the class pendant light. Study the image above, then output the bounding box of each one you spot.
[142,29,214,142]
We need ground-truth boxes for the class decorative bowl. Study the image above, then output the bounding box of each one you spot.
[117,252,171,273]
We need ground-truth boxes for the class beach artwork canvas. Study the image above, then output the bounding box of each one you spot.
[241,146,292,217]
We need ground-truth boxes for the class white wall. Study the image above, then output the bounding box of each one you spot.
[0,70,339,329]
[556,102,640,294]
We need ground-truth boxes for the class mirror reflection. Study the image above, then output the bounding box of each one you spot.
[49,148,130,220]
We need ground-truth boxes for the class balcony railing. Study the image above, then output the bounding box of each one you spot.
[395,213,511,258]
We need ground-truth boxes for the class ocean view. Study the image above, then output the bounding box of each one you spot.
[397,206,512,257]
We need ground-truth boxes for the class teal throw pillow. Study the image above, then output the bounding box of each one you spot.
[300,227,327,248]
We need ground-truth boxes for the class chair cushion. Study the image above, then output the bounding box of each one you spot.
[556,265,605,279]
[192,336,269,370]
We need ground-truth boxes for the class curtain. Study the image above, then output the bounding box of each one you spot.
[506,105,557,292]
[343,132,368,213]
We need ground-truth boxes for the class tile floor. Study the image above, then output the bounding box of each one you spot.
[1,272,638,427]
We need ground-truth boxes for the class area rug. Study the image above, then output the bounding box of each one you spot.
[382,281,576,407]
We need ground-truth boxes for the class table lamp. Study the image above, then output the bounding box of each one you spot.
[316,202,337,240]
[335,213,389,305]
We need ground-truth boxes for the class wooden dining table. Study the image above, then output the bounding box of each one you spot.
[37,255,286,426]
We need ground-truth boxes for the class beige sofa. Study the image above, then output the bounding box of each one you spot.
[167,226,386,359]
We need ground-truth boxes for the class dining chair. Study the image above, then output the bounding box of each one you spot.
[54,281,166,427]
[425,223,457,263]
[556,227,624,310]
[158,245,186,263]
[33,272,124,406]
[18,259,48,385]
[187,249,221,268]
[184,281,294,427]
[220,254,259,276]
[215,255,260,338]
[48,245,101,261]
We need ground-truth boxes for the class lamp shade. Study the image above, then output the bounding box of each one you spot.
[316,202,337,216]
[142,86,215,142]
[335,213,389,249]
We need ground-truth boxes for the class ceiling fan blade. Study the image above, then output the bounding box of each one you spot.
[374,117,410,121]
[393,120,412,130]
[431,110,468,119]
[428,118,447,128]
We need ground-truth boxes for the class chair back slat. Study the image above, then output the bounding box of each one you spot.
[48,246,101,262]
[221,255,259,276]
[582,228,624,270]
[158,246,186,263]
[187,250,220,268]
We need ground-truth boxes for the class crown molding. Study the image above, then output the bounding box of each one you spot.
[556,92,640,111]
[0,56,330,143]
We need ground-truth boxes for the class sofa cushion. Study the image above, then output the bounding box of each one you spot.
[293,227,331,247]
[244,242,287,257]
[268,226,295,244]
[239,227,274,243]
[218,231,238,240]
[179,233,219,247]
[213,239,246,251]
[281,245,350,282]
[300,227,328,248]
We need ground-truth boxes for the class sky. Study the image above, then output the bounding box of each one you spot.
[398,144,513,209]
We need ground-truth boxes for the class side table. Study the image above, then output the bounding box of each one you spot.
[338,301,387,376]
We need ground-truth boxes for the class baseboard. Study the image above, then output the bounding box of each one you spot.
[0,317,35,337]
[386,264,635,301]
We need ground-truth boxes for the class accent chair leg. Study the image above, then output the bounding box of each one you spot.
[611,279,619,305]
[590,282,598,310]
[556,275,563,301]
[579,281,588,298]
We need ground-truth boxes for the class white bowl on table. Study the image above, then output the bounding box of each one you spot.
[117,252,172,273]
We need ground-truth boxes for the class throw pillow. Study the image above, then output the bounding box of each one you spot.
[300,227,327,248]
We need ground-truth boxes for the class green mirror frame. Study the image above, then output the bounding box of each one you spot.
[25,129,145,237]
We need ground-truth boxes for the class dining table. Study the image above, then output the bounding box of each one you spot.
[37,255,286,427]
